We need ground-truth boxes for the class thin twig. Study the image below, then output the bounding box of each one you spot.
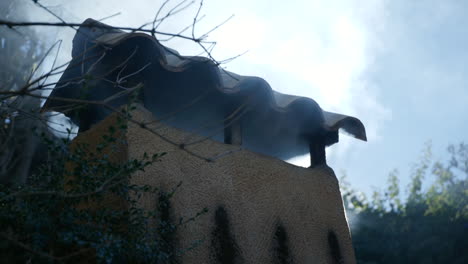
[97,12,122,22]
[0,20,202,42]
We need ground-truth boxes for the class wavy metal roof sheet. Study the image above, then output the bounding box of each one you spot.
[43,19,366,161]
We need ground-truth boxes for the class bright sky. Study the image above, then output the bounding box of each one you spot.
[28,0,468,194]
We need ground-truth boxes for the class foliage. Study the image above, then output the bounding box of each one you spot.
[0,106,185,263]
[0,1,210,262]
[341,143,468,264]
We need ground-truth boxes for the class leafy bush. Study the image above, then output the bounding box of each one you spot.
[0,1,213,262]
[0,107,178,263]
[342,143,468,264]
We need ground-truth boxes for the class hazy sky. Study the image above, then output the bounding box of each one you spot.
[26,0,468,194]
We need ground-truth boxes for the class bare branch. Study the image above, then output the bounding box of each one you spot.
[0,19,202,42]
[154,0,194,30]
[33,0,78,32]
[0,0,245,166]
[158,14,206,42]
[26,39,61,85]
[200,14,234,39]
[97,12,122,22]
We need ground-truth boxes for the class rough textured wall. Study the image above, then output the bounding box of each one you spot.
[72,105,356,263]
